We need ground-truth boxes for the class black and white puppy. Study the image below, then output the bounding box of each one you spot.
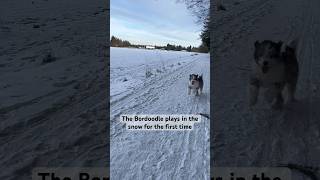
[188,74,203,96]
[249,39,299,109]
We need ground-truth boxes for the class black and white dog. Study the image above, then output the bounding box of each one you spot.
[188,74,203,96]
[249,39,299,109]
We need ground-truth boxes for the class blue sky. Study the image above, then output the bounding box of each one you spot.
[111,0,203,47]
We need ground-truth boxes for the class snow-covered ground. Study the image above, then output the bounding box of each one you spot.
[0,0,108,179]
[3,0,320,179]
[211,0,320,179]
[110,47,210,179]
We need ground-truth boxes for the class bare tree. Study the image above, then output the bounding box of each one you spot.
[178,0,210,51]
[177,0,209,24]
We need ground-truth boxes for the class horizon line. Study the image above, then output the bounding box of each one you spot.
[111,35,200,48]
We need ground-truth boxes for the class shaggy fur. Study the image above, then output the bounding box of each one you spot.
[249,39,299,109]
[188,74,204,96]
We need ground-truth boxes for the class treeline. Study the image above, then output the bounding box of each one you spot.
[163,44,208,53]
[110,36,131,47]
[110,36,208,53]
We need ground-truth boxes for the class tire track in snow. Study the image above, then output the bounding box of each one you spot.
[111,53,210,180]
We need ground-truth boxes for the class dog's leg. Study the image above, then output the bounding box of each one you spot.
[272,92,284,109]
[287,80,297,103]
[195,88,199,96]
[272,83,284,109]
[199,87,203,95]
[249,78,260,106]
[188,87,191,95]
[264,87,277,103]
[285,54,299,103]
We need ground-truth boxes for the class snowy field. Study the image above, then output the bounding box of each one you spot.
[211,0,320,178]
[0,0,108,179]
[110,47,210,179]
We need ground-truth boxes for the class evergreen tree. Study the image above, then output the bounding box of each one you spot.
[187,45,192,52]
[180,0,210,50]
[200,17,210,49]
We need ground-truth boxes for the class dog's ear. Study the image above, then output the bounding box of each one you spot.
[254,41,260,48]
[276,41,284,56]
[285,46,295,55]
[277,41,283,50]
